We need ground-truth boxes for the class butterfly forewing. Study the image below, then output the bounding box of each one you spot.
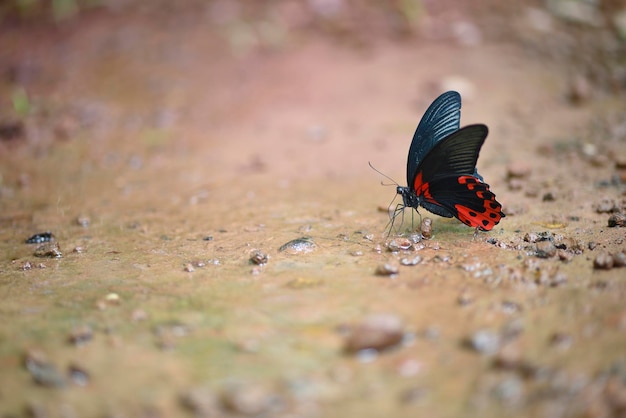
[406,91,461,185]
[413,124,488,188]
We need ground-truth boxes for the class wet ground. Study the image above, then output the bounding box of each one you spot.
[1,2,626,417]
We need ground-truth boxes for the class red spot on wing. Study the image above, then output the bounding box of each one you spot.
[413,171,435,201]
[454,176,504,231]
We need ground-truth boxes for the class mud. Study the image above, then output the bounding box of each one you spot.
[1,2,625,417]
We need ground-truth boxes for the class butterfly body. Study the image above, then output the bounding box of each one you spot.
[394,92,505,232]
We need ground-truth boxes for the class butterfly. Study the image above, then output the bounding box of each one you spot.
[393,91,505,232]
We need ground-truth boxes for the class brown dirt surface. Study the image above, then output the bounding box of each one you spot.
[1,1,626,417]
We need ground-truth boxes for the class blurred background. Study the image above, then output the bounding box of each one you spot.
[1,2,626,417]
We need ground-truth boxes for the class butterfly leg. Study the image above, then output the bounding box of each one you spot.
[412,209,422,236]
[472,227,480,241]
[386,203,405,238]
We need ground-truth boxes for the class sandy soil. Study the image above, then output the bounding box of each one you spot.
[1,2,625,417]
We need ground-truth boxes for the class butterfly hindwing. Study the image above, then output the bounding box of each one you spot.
[413,124,488,187]
[419,175,504,231]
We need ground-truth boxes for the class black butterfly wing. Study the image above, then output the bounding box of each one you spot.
[413,124,488,184]
[418,175,505,231]
[406,91,461,186]
[411,124,504,230]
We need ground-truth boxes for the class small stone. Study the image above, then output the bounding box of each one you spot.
[542,192,556,202]
[180,387,220,418]
[549,332,573,350]
[594,252,614,270]
[33,242,62,258]
[501,319,525,342]
[608,213,626,227]
[421,217,433,239]
[375,263,399,276]
[523,232,542,243]
[249,249,269,265]
[68,325,93,346]
[68,364,90,387]
[25,232,55,244]
[386,238,412,251]
[76,216,90,227]
[490,376,524,405]
[24,349,66,388]
[400,255,422,266]
[278,237,317,254]
[535,240,557,258]
[466,329,501,356]
[344,314,405,353]
[557,249,573,262]
[192,260,206,268]
[105,293,120,304]
[220,383,282,416]
[507,161,531,179]
[508,178,524,191]
[457,292,473,306]
[594,197,619,213]
[613,251,626,267]
[567,74,592,105]
[184,263,195,272]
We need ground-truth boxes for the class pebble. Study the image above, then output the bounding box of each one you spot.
[33,242,62,258]
[76,216,90,227]
[25,232,55,244]
[220,383,282,416]
[344,314,405,353]
[613,252,626,267]
[594,252,614,270]
[375,263,399,276]
[535,240,557,258]
[386,238,412,251]
[557,249,573,262]
[608,213,626,227]
[466,329,501,356]
[524,232,541,243]
[24,349,66,388]
[506,161,531,179]
[549,332,574,350]
[249,249,269,265]
[508,178,524,191]
[278,237,317,254]
[567,74,592,104]
[400,255,422,266]
[180,387,220,417]
[595,198,619,213]
[457,291,473,306]
[68,363,90,386]
[67,325,93,346]
[490,376,524,406]
[421,217,432,239]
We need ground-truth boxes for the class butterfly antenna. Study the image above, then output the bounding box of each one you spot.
[368,161,399,187]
